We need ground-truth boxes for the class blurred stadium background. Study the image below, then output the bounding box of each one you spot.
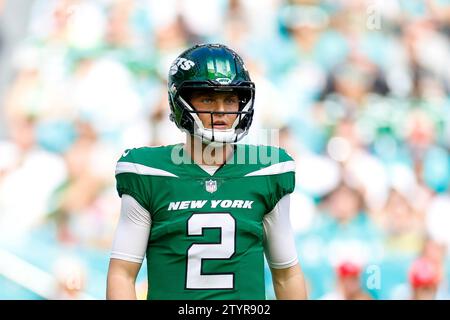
[1,0,450,300]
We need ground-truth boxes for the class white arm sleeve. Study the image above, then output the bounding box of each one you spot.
[110,194,151,263]
[263,194,299,269]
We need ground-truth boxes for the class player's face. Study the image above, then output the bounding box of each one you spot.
[190,90,240,130]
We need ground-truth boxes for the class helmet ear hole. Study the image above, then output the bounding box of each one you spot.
[237,89,253,111]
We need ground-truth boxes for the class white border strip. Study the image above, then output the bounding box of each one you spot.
[244,161,296,177]
[115,162,178,178]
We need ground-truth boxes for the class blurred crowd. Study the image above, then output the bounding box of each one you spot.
[0,0,450,300]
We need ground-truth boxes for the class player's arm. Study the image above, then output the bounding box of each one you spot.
[107,259,141,300]
[263,194,308,300]
[106,194,151,300]
[270,262,307,300]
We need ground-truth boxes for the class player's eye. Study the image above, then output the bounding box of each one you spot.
[224,96,239,104]
[200,97,214,104]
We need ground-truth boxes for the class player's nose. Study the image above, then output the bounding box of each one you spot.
[215,99,226,113]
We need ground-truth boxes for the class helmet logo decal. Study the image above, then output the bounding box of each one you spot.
[170,58,195,75]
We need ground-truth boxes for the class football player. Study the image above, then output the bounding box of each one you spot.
[107,44,307,300]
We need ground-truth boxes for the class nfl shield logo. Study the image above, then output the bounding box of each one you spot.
[205,180,217,193]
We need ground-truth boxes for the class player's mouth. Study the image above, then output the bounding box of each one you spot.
[212,121,229,130]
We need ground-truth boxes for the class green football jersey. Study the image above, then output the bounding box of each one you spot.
[115,143,295,300]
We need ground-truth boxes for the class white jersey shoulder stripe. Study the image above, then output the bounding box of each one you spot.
[115,161,178,178]
[244,160,295,177]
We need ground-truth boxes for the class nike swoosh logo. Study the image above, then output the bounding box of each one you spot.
[122,150,131,157]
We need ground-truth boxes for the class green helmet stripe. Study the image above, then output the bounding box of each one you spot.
[206,58,235,80]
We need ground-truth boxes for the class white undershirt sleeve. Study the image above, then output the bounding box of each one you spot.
[110,194,151,263]
[263,194,299,269]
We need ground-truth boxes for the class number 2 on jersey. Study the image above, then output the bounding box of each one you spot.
[186,213,236,289]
